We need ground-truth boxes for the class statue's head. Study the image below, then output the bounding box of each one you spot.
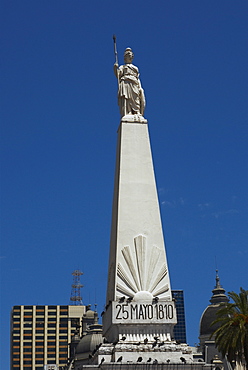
[124,48,134,63]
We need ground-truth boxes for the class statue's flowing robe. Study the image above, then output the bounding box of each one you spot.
[118,63,145,117]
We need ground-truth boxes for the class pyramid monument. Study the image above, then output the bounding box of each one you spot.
[68,44,225,370]
[96,46,195,365]
[103,46,176,342]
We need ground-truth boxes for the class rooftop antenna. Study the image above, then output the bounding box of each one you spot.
[214,257,221,288]
[70,270,83,305]
[215,255,217,271]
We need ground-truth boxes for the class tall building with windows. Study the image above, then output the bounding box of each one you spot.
[11,305,86,370]
[172,290,187,343]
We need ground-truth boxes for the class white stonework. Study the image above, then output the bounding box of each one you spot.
[114,48,146,118]
[71,116,201,370]
[106,121,172,304]
[103,120,175,343]
[97,342,194,364]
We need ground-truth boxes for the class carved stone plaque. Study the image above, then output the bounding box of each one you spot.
[112,301,177,324]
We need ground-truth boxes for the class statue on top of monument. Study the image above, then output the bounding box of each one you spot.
[113,37,146,122]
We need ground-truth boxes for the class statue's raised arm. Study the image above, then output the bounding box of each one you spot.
[114,47,146,123]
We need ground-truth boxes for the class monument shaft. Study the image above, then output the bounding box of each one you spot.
[103,121,176,343]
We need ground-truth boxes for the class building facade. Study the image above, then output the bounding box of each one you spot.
[172,290,187,343]
[11,305,86,370]
[199,273,229,368]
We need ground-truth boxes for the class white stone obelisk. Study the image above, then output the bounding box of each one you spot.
[103,46,177,345]
[103,120,177,343]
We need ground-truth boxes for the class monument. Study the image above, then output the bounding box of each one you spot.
[113,46,146,122]
[68,43,222,370]
[98,44,194,364]
[103,45,176,342]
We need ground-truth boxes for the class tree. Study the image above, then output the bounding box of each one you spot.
[211,287,248,369]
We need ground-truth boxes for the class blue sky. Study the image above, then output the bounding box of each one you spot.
[1,0,248,367]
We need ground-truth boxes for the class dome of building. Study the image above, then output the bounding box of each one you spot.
[75,323,103,361]
[199,272,229,337]
[84,309,95,319]
[199,272,229,367]
[200,305,222,336]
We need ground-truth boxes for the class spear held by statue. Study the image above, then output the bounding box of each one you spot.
[113,34,118,66]
[113,35,120,88]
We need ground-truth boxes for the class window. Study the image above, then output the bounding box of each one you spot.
[36,322,44,327]
[59,322,67,327]
[59,311,67,315]
[35,354,43,358]
[36,336,44,340]
[24,323,32,328]
[24,335,32,340]
[59,359,67,364]
[35,348,43,352]
[24,348,32,352]
[47,347,56,352]
[60,306,68,310]
[24,306,33,310]
[48,311,56,315]
[60,306,68,315]
[24,330,32,334]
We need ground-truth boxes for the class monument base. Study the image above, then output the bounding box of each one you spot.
[121,114,147,123]
[102,300,177,343]
[90,342,195,366]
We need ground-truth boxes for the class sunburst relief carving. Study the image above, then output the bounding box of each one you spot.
[116,235,169,299]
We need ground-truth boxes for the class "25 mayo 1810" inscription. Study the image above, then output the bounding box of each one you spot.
[114,303,175,322]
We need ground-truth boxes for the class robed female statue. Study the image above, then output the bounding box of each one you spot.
[114,48,146,119]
